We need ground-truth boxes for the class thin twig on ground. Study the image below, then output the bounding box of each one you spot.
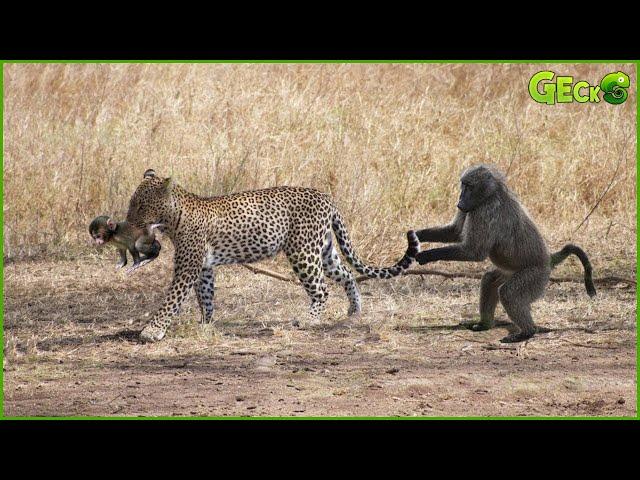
[242,264,296,283]
[242,264,635,287]
[537,338,621,350]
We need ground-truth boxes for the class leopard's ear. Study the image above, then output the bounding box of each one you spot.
[143,169,156,179]
[163,177,175,194]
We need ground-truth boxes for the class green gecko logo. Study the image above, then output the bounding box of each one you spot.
[529,71,630,105]
[600,72,630,104]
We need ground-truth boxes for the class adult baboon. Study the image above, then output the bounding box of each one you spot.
[413,164,596,343]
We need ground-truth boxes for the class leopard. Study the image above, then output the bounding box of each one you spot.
[126,169,420,342]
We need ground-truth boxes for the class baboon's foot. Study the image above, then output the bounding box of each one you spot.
[460,319,493,331]
[115,262,126,270]
[535,325,552,334]
[470,323,493,332]
[459,319,477,328]
[500,331,534,343]
[140,324,166,343]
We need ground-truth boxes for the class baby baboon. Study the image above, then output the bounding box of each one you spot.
[413,164,596,343]
[89,215,163,273]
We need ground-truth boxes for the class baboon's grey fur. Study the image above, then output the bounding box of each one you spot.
[414,164,596,343]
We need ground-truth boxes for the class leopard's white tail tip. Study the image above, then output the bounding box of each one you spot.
[406,230,420,259]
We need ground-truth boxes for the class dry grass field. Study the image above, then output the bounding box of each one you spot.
[2,63,637,417]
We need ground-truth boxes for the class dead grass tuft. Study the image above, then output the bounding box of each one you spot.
[3,64,636,270]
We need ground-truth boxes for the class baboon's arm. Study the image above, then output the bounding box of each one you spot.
[128,244,141,264]
[116,247,128,268]
[416,211,465,243]
[416,244,489,263]
[416,223,494,264]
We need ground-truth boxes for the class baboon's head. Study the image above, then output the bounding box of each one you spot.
[126,169,175,229]
[457,165,505,213]
[89,215,116,245]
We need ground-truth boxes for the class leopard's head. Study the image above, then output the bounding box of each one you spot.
[126,169,176,229]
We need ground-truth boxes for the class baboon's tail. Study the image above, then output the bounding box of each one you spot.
[550,244,596,297]
[331,209,419,279]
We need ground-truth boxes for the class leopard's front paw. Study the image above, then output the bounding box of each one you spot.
[347,304,362,317]
[140,324,166,343]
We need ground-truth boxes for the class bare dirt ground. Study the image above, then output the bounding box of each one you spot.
[3,250,637,417]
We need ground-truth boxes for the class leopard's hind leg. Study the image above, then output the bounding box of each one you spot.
[321,231,361,316]
[285,248,328,323]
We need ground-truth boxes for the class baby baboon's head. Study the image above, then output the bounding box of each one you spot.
[89,215,117,245]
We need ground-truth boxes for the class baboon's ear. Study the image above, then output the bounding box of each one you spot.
[106,218,117,231]
[143,169,156,179]
[163,177,175,194]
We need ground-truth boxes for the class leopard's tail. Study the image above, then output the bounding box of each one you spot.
[331,209,419,279]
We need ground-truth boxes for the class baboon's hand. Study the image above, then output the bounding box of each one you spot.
[415,251,433,265]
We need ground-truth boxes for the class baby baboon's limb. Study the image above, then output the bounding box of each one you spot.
[126,225,163,274]
[116,247,129,269]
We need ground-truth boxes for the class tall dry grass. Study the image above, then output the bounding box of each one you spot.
[2,63,637,266]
